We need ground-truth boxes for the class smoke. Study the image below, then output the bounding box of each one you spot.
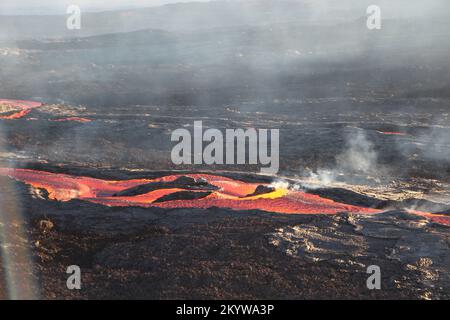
[0,0,449,175]
[1,0,450,106]
[307,0,447,20]
[0,0,210,15]
[305,169,337,187]
[304,131,385,186]
[269,179,291,190]
[336,131,378,174]
[395,124,450,181]
[415,127,450,162]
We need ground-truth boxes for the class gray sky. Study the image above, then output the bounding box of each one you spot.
[0,0,447,17]
[0,0,210,14]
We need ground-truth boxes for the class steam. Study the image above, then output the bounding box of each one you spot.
[269,179,291,190]
[304,131,385,186]
[393,119,450,181]
[413,127,450,162]
[0,1,448,182]
[425,131,450,162]
[1,0,450,106]
[336,131,378,174]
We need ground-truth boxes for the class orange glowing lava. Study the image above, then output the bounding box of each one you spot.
[0,168,448,225]
[51,117,92,123]
[0,100,43,120]
[378,131,407,136]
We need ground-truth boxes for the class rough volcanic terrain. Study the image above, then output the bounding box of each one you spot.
[0,1,449,299]
[0,98,449,299]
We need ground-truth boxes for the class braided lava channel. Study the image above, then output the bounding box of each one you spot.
[0,168,448,225]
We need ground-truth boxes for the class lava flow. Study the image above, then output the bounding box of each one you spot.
[0,99,43,120]
[377,131,408,136]
[51,117,92,123]
[0,168,448,224]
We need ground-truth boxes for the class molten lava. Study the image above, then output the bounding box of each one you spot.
[0,168,448,225]
[51,117,92,123]
[378,131,407,136]
[0,100,43,120]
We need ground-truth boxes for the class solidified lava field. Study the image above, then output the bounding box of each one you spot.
[0,97,449,300]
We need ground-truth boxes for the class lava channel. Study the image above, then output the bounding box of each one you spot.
[377,131,408,136]
[50,117,92,123]
[0,99,43,120]
[0,168,448,225]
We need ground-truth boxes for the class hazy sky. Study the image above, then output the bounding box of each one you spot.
[0,0,210,14]
[0,0,447,17]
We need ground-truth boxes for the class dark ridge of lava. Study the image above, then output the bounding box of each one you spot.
[113,176,219,197]
[308,188,450,215]
[375,198,450,216]
[10,162,274,185]
[307,188,387,208]
[243,185,276,198]
[153,191,212,203]
[397,199,450,215]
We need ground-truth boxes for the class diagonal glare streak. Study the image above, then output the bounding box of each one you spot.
[0,129,39,300]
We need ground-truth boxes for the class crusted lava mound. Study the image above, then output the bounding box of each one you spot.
[113,176,219,197]
[153,190,213,203]
[243,185,276,198]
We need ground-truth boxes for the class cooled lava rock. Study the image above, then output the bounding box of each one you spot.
[153,190,212,203]
[243,185,275,198]
[113,176,218,197]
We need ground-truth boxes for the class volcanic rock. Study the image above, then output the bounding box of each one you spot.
[153,191,212,203]
[113,176,218,197]
[243,185,275,198]
[269,211,450,295]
